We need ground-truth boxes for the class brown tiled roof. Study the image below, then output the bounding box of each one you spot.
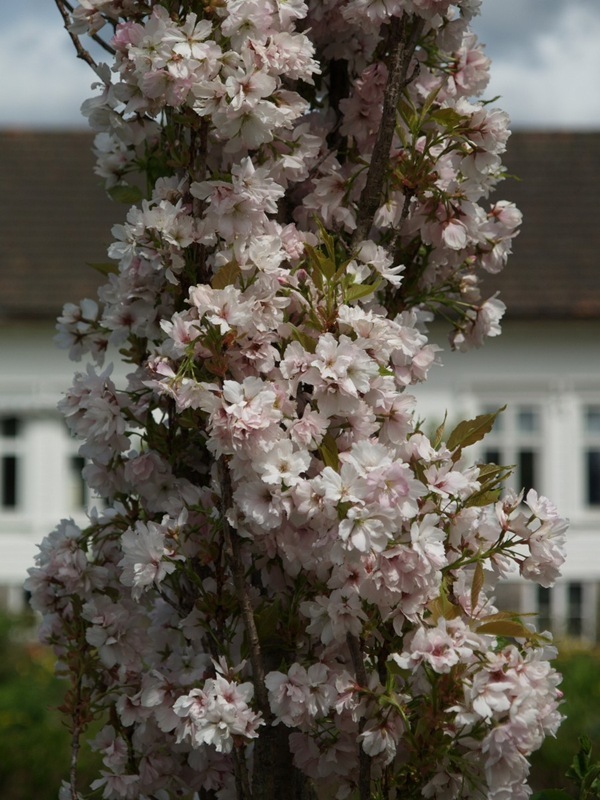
[487,131,600,318]
[0,130,117,320]
[1,130,599,320]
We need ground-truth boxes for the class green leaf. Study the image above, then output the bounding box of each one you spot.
[567,735,593,781]
[345,280,381,304]
[429,107,466,129]
[108,183,144,204]
[255,599,283,649]
[530,792,573,800]
[476,462,506,478]
[319,434,340,471]
[418,85,442,126]
[87,261,118,276]
[477,610,527,623]
[431,413,447,450]
[398,98,419,134]
[304,243,336,280]
[470,561,484,610]
[476,620,532,638]
[289,326,317,354]
[428,591,461,623]
[464,488,502,508]
[476,462,513,485]
[447,406,506,452]
[316,220,337,266]
[332,257,352,282]
[377,691,405,714]
[211,261,241,290]
[386,658,408,678]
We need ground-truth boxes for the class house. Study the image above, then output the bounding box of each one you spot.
[0,131,115,611]
[1,130,599,641]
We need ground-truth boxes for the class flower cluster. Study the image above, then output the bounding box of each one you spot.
[32,1,566,798]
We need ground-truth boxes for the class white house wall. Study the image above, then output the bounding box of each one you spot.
[413,318,600,640]
[2,318,600,637]
[0,323,117,603]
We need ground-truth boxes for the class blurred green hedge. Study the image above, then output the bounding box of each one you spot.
[530,642,600,794]
[0,612,101,800]
[1,610,600,798]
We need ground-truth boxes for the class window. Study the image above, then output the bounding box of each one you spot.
[480,404,543,496]
[584,406,600,506]
[0,416,23,510]
[68,454,89,511]
[537,586,552,632]
[567,583,583,638]
[512,581,598,642]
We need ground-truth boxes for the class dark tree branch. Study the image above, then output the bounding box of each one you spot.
[391,186,416,259]
[191,117,211,284]
[347,633,371,800]
[90,29,117,56]
[218,457,278,799]
[351,15,425,246]
[54,0,98,70]
[61,0,117,56]
[218,458,270,717]
[69,718,81,800]
[232,747,253,800]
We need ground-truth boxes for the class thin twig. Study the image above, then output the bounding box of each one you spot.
[351,15,425,246]
[67,663,86,800]
[61,0,117,56]
[54,0,98,70]
[90,29,117,56]
[69,720,81,800]
[346,633,371,800]
[390,187,416,258]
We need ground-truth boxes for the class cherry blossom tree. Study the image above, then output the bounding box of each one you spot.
[28,2,567,799]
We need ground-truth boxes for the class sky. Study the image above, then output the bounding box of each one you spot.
[0,0,599,130]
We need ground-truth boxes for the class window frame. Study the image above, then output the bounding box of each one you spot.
[582,403,600,510]
[0,415,25,514]
[476,400,547,498]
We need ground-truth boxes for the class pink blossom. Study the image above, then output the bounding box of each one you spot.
[118,516,184,599]
[174,675,264,753]
[37,4,566,798]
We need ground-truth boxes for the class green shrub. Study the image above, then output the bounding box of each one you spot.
[531,643,600,795]
[0,612,101,800]
[2,609,600,798]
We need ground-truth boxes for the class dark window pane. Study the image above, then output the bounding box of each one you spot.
[2,455,17,508]
[518,450,536,494]
[517,408,539,433]
[1,417,20,438]
[537,586,551,632]
[587,450,600,505]
[586,408,600,434]
[567,583,583,638]
[483,448,502,465]
[569,583,582,605]
[568,617,583,638]
[70,456,87,509]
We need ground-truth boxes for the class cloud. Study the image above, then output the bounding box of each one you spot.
[474,0,597,57]
[0,15,96,127]
[474,2,600,129]
[1,0,600,130]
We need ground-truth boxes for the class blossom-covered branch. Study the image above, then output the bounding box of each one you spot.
[30,2,566,799]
